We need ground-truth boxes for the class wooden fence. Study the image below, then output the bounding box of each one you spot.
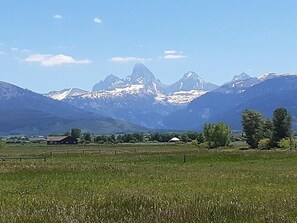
[0,149,133,162]
[1,156,46,162]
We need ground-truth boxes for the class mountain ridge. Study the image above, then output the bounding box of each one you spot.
[0,81,147,135]
[163,75,297,130]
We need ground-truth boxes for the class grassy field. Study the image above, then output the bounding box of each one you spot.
[0,143,297,222]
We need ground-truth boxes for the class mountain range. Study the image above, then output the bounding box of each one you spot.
[45,63,218,128]
[1,63,297,135]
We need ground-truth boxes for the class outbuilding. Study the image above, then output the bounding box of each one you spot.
[47,136,78,145]
[168,137,181,143]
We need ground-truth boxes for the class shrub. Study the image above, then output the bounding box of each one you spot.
[278,138,294,149]
[197,142,209,149]
[0,141,5,150]
[258,138,271,150]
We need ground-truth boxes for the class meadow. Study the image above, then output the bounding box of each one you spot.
[0,143,297,222]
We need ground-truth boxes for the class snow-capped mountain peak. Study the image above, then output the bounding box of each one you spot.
[168,71,217,93]
[216,72,297,95]
[256,72,297,81]
[183,71,204,83]
[257,73,277,81]
[45,88,89,101]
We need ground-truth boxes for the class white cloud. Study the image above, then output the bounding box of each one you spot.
[94,17,103,24]
[163,50,187,60]
[25,54,91,66]
[53,14,63,19]
[11,47,19,51]
[164,50,177,55]
[110,56,149,63]
[163,54,187,59]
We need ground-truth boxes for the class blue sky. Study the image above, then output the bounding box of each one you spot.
[1,0,297,93]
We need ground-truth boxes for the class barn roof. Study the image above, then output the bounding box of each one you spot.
[169,137,180,142]
[47,136,70,141]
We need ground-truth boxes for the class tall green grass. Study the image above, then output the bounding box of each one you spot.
[0,144,296,222]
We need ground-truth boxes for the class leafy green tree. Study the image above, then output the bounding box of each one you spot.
[71,128,81,139]
[203,123,231,148]
[271,108,292,147]
[261,119,273,139]
[242,109,265,148]
[203,123,214,148]
[196,132,204,144]
[187,132,199,141]
[180,133,191,142]
[83,132,92,142]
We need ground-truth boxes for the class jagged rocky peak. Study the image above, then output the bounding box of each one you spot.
[105,74,121,81]
[183,71,203,81]
[231,72,252,82]
[168,71,218,93]
[178,71,206,90]
[92,74,124,92]
[129,63,156,84]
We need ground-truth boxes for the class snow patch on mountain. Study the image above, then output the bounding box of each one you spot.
[46,88,89,101]
[81,84,145,99]
[166,90,207,105]
[257,72,297,81]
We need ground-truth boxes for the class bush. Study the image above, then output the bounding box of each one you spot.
[258,138,271,150]
[0,141,5,150]
[278,138,294,149]
[197,142,209,149]
[191,139,199,146]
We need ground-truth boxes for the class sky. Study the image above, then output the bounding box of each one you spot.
[1,0,297,93]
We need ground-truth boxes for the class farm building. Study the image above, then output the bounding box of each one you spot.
[47,136,78,145]
[168,137,180,143]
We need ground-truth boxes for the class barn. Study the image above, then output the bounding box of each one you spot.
[47,136,78,145]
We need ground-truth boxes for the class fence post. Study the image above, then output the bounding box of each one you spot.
[43,156,46,162]
[183,154,186,163]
